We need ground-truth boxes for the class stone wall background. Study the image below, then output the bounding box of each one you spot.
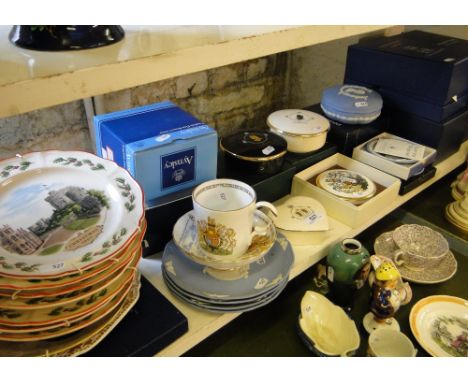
[1,26,467,161]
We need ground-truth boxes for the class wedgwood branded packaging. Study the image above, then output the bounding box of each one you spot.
[94,101,218,202]
[345,30,468,107]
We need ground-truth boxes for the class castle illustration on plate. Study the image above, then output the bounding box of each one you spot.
[0,186,109,256]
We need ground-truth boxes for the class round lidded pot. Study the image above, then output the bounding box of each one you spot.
[320,84,383,124]
[220,130,287,175]
[266,109,330,154]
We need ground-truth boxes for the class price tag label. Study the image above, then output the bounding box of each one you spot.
[262,145,275,155]
[327,266,334,282]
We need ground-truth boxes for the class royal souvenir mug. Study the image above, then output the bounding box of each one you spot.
[192,179,277,259]
[368,328,417,357]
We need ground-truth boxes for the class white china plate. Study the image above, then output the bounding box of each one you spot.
[316,169,376,201]
[410,295,468,357]
[374,231,457,284]
[0,151,144,278]
[272,196,328,232]
[173,210,276,269]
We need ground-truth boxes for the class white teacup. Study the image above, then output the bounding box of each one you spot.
[368,328,417,357]
[192,179,277,259]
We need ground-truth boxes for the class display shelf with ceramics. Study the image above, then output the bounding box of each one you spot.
[138,141,467,357]
[0,150,147,356]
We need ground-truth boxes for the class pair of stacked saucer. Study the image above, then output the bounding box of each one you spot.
[374,224,457,284]
[161,210,294,313]
[445,169,468,233]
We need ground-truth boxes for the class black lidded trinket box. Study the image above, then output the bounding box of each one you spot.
[220,130,287,176]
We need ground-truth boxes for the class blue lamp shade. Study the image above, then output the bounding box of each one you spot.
[320,85,383,125]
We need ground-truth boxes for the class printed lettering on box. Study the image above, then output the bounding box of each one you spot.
[161,148,196,190]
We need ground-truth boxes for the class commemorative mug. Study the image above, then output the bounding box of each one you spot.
[192,178,277,259]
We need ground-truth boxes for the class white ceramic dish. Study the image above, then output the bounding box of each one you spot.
[272,195,328,232]
[267,109,329,153]
[410,295,468,357]
[298,291,360,356]
[0,151,144,278]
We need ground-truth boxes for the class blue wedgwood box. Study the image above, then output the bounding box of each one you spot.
[344,30,468,106]
[94,101,218,202]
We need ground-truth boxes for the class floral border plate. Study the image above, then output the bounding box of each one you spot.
[316,169,376,201]
[410,295,468,357]
[0,151,144,278]
[0,219,145,295]
[0,274,141,356]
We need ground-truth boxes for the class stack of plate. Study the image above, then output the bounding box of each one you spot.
[162,210,294,313]
[0,151,145,356]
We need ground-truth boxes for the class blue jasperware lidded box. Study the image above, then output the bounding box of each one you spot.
[320,85,383,125]
[94,101,218,202]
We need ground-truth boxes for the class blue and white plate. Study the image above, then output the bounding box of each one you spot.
[320,84,383,124]
[162,233,294,301]
[164,271,288,313]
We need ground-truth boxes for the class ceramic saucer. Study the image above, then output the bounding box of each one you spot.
[445,204,468,233]
[162,233,294,301]
[316,169,376,202]
[172,210,276,270]
[410,295,468,357]
[374,231,458,284]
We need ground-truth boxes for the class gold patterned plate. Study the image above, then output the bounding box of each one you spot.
[0,219,145,295]
[410,295,468,357]
[0,274,141,356]
[0,265,135,327]
[316,169,376,202]
[0,272,135,341]
[173,210,276,270]
[0,150,144,278]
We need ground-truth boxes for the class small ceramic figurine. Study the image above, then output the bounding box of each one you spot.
[363,255,412,333]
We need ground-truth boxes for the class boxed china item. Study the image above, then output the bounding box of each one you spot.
[344,30,468,106]
[387,106,468,161]
[291,154,401,228]
[94,101,218,202]
[305,104,386,156]
[352,132,437,180]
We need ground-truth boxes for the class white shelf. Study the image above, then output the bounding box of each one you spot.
[138,141,468,357]
[0,25,400,118]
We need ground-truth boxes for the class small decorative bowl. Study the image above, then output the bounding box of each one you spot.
[298,291,360,356]
[320,84,383,125]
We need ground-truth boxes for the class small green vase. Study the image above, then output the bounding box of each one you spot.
[327,238,370,287]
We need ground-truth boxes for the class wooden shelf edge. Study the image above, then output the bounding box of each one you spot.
[0,25,396,118]
[139,141,467,357]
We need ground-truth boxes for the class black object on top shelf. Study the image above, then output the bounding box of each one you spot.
[9,25,125,51]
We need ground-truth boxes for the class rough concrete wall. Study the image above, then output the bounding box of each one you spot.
[98,53,289,138]
[0,100,91,160]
